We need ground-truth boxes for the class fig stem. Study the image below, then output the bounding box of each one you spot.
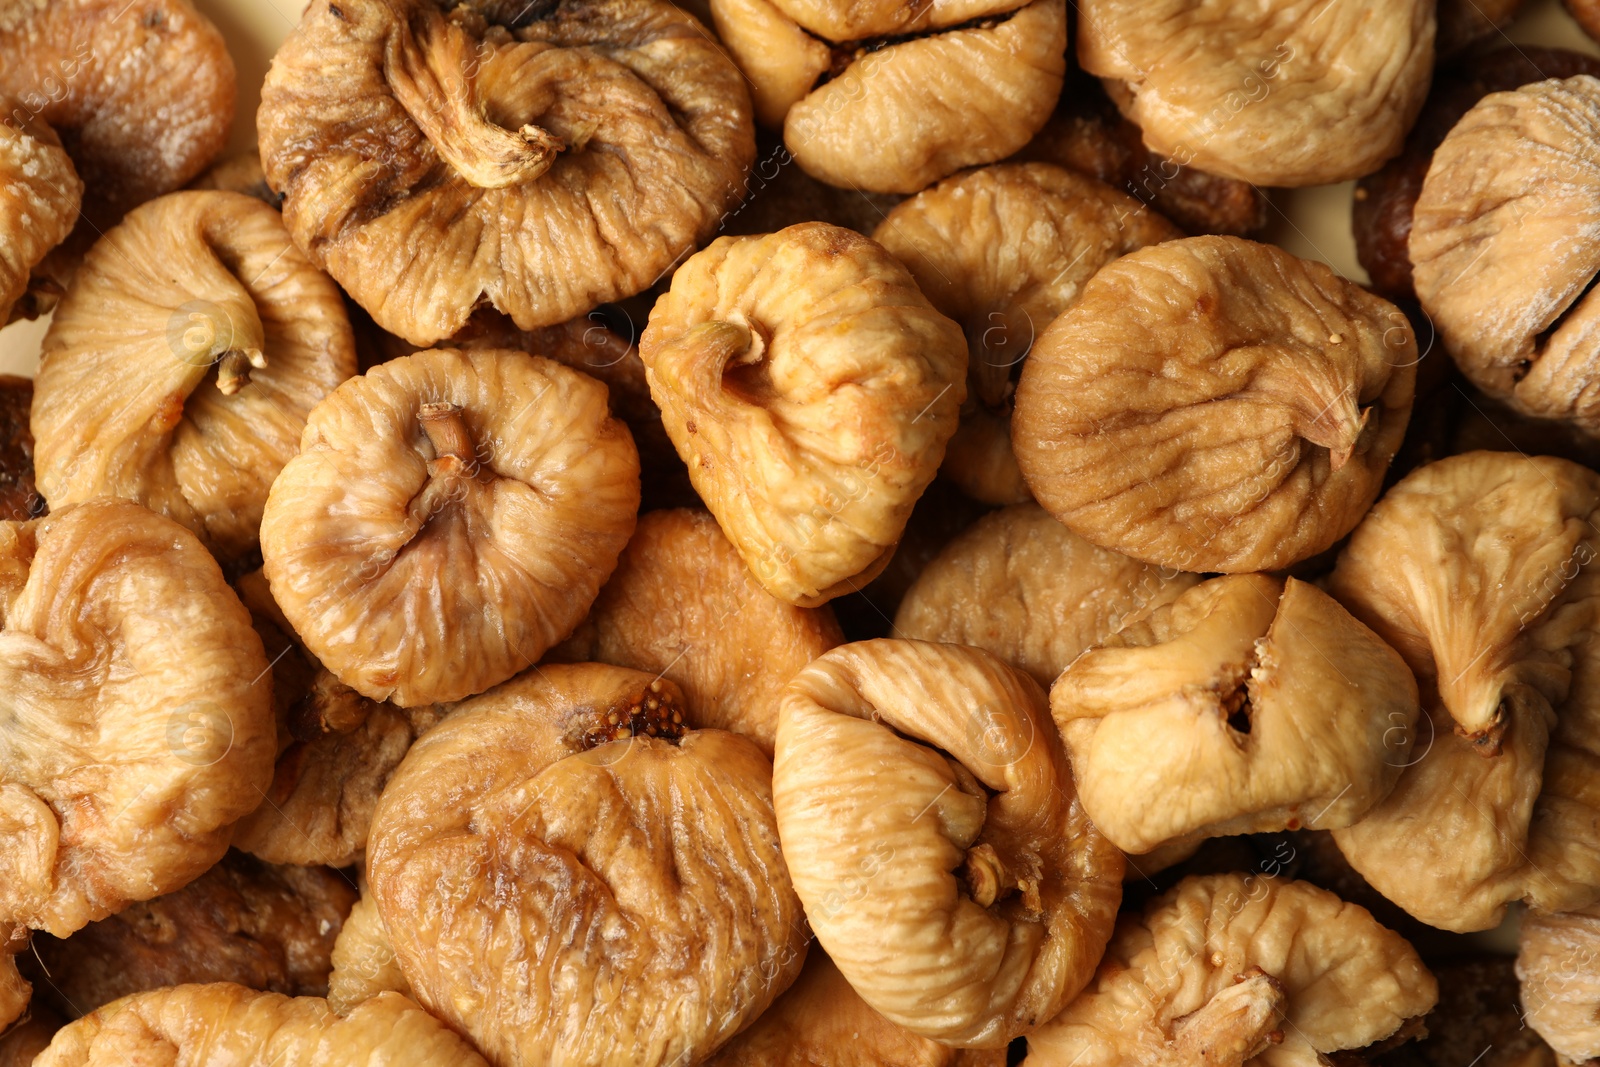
[216,348,268,396]
[961,842,1017,908]
[6,276,64,325]
[407,403,479,531]
[1172,968,1287,1067]
[418,402,475,460]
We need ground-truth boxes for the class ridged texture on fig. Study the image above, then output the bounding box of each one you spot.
[1517,905,1600,1064]
[0,106,79,325]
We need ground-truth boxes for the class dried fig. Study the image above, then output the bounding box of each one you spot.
[258,0,756,345]
[1051,574,1419,856]
[550,508,842,753]
[1025,874,1437,1067]
[712,0,1065,193]
[260,347,639,707]
[893,502,1198,687]
[724,135,904,239]
[326,890,410,1016]
[1411,76,1600,435]
[32,986,487,1066]
[1327,452,1600,930]
[0,0,232,224]
[1077,0,1433,187]
[0,106,79,324]
[30,852,356,1017]
[0,953,22,1033]
[31,191,357,565]
[0,501,274,939]
[366,663,806,1066]
[1354,48,1600,302]
[1011,70,1269,239]
[774,639,1123,1047]
[1517,905,1600,1064]
[0,377,42,522]
[640,222,966,605]
[873,164,1179,505]
[1012,235,1417,573]
[705,948,1005,1067]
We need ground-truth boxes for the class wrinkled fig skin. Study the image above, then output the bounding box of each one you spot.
[32,985,488,1066]
[0,0,234,266]
[642,223,967,605]
[1518,906,1600,1064]
[1328,452,1600,931]
[0,377,42,522]
[1354,49,1600,303]
[549,508,843,754]
[1411,76,1600,435]
[775,640,1124,1047]
[0,501,275,941]
[1025,874,1438,1067]
[368,664,807,1067]
[0,951,23,1032]
[326,891,411,1016]
[1078,0,1433,188]
[1011,70,1269,239]
[894,503,1197,688]
[259,0,756,345]
[0,108,79,325]
[1052,575,1419,856]
[260,347,640,707]
[874,164,1180,505]
[1013,236,1417,574]
[32,191,358,565]
[704,949,1006,1067]
[31,853,356,1017]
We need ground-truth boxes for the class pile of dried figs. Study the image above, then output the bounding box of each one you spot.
[7,0,1600,1062]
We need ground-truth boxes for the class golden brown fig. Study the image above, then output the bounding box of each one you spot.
[774,639,1123,1047]
[1052,574,1419,856]
[1025,874,1437,1066]
[1328,452,1600,931]
[0,501,274,940]
[1411,77,1600,435]
[1013,236,1417,573]
[705,949,1006,1067]
[1517,905,1600,1064]
[0,377,42,522]
[1078,0,1433,187]
[893,502,1198,687]
[0,106,79,324]
[874,164,1180,504]
[641,223,966,605]
[32,191,357,565]
[258,0,756,345]
[367,663,807,1067]
[261,347,640,707]
[32,986,487,1066]
[0,0,234,262]
[550,508,842,753]
[326,890,410,1016]
[30,852,356,1017]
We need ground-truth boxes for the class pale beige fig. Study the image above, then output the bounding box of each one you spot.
[261,347,640,707]
[0,104,79,324]
[1013,236,1417,573]
[30,852,356,1016]
[1517,905,1600,1064]
[1328,452,1600,931]
[32,191,357,564]
[774,639,1123,1047]
[893,503,1198,687]
[549,508,842,753]
[0,501,274,941]
[367,663,807,1067]
[258,0,755,345]
[873,164,1180,504]
[1025,874,1437,1067]
[33,985,487,1066]
[0,0,234,264]
[1052,574,1419,856]
[1411,77,1600,436]
[641,223,966,605]
[705,949,1006,1067]
[326,891,410,1016]
[1077,0,1433,187]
